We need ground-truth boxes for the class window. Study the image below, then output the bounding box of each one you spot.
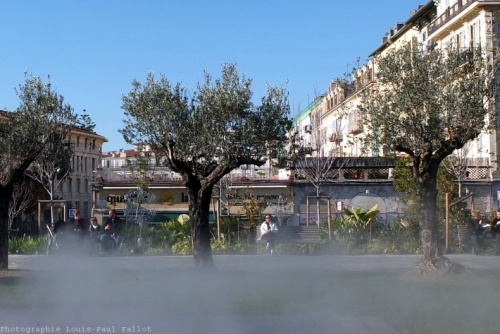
[76,178,81,193]
[470,21,480,47]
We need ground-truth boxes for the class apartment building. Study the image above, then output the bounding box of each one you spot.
[295,0,500,214]
[55,127,108,220]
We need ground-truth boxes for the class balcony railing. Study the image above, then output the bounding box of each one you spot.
[347,120,363,134]
[329,132,343,143]
[427,0,479,36]
[96,156,493,183]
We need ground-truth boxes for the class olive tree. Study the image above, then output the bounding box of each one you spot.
[358,44,499,274]
[120,63,290,268]
[0,73,76,270]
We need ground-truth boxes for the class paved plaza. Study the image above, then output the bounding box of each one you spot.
[2,254,500,334]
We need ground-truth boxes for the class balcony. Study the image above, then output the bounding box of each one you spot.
[427,0,482,36]
[347,120,363,135]
[329,132,343,144]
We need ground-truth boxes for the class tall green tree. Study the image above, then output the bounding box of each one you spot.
[0,73,77,270]
[120,63,290,268]
[76,110,96,132]
[358,44,499,273]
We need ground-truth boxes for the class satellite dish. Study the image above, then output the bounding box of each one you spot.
[178,214,190,224]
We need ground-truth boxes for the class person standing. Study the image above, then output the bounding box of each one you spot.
[466,210,485,254]
[259,214,278,255]
[100,209,123,251]
[490,209,500,255]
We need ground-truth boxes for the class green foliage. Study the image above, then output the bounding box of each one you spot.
[343,204,380,226]
[211,241,227,254]
[119,220,191,255]
[319,205,422,255]
[75,111,96,131]
[160,218,191,249]
[239,195,265,229]
[360,44,498,156]
[393,156,464,226]
[329,216,369,254]
[171,240,192,255]
[120,63,290,176]
[1,73,77,186]
[125,153,153,190]
[366,219,421,254]
[8,235,46,254]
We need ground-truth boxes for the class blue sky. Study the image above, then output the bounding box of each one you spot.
[0,0,423,151]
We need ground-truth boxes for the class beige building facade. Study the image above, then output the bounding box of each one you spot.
[55,128,108,220]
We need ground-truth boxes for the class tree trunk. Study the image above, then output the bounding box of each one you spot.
[187,182,215,269]
[418,173,440,261]
[0,185,13,270]
[414,165,469,275]
[316,186,320,226]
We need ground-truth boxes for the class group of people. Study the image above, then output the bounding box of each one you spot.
[50,209,123,253]
[466,209,500,254]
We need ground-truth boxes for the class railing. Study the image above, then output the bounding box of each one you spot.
[329,132,343,143]
[428,0,478,36]
[466,157,490,166]
[347,120,363,134]
[97,158,493,182]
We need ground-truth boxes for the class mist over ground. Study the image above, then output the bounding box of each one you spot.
[2,254,500,334]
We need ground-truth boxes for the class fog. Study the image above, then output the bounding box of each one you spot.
[3,254,500,334]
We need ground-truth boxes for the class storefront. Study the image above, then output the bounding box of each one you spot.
[91,183,295,226]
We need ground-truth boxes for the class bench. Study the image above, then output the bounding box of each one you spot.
[256,225,321,245]
[457,224,496,255]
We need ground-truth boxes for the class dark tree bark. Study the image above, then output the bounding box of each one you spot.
[0,185,14,270]
[187,179,215,268]
[418,163,440,261]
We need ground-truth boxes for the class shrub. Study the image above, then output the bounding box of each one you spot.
[8,235,46,255]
